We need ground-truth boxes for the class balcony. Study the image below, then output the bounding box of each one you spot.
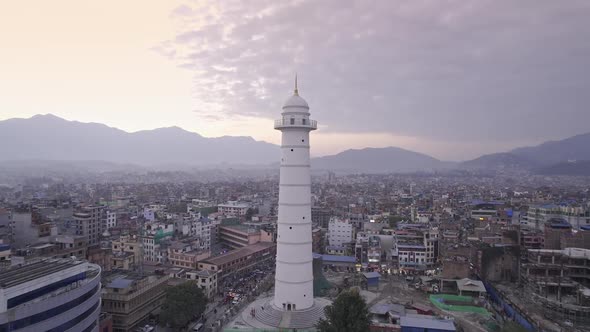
[274,119,317,130]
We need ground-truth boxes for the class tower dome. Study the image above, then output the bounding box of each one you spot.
[282,75,309,110]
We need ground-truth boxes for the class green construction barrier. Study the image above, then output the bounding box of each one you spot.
[430,294,491,315]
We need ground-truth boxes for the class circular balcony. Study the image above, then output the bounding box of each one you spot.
[274,119,317,130]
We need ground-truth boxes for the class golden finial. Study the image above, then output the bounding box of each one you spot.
[294,74,299,95]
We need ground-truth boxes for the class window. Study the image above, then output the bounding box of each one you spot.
[290,118,295,125]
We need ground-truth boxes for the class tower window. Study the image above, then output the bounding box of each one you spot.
[291,149,294,152]
[301,139,305,142]
[290,118,295,125]
[302,119,306,125]
[289,227,292,229]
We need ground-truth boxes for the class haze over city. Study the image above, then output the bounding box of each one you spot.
[2,2,590,332]
[2,1,589,160]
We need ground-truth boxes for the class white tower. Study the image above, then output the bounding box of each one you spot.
[273,77,317,311]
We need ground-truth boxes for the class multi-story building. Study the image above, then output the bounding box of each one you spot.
[142,222,174,263]
[393,224,439,272]
[328,218,353,248]
[218,224,273,249]
[520,229,545,249]
[199,242,275,281]
[522,248,590,324]
[311,207,331,228]
[185,269,218,299]
[10,209,54,248]
[102,272,170,332]
[218,201,250,216]
[0,209,10,243]
[111,235,141,270]
[105,210,117,230]
[470,200,503,222]
[0,244,10,269]
[526,203,590,230]
[167,241,210,269]
[74,205,104,247]
[0,259,101,332]
[12,235,88,262]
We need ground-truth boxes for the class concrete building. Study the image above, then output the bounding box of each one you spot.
[0,209,10,243]
[0,244,10,269]
[311,207,331,228]
[394,225,439,272]
[0,259,101,331]
[218,201,250,216]
[218,224,273,249]
[198,242,275,281]
[522,248,590,324]
[328,218,353,248]
[105,210,117,230]
[74,205,104,248]
[10,209,53,248]
[527,203,590,230]
[167,241,210,269]
[273,79,317,312]
[111,235,141,270]
[186,269,218,299]
[101,273,170,332]
[142,222,174,263]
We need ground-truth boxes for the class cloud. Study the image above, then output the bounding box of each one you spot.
[158,0,590,147]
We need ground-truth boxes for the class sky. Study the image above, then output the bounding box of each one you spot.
[1,1,589,161]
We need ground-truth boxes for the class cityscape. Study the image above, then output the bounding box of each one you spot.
[1,2,590,332]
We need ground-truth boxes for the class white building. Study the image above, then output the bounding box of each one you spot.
[105,210,117,229]
[273,78,317,311]
[328,218,353,248]
[525,204,590,230]
[218,201,250,216]
[142,222,174,263]
[0,259,101,331]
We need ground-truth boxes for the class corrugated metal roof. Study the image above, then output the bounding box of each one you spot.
[363,272,381,279]
[400,316,455,330]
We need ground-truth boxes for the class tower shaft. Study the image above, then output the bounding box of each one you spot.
[273,89,317,311]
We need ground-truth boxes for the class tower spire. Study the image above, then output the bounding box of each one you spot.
[294,74,299,95]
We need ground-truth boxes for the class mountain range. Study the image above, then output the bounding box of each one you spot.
[0,114,278,166]
[1,114,589,175]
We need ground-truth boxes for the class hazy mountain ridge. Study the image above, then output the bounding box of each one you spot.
[0,114,589,174]
[0,114,279,166]
[311,147,455,173]
[511,132,590,165]
[458,152,538,171]
[460,132,590,172]
[535,160,590,176]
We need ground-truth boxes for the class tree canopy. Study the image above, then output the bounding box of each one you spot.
[160,282,208,329]
[316,289,371,332]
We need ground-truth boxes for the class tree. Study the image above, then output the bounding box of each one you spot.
[160,282,208,330]
[316,289,370,332]
[388,215,403,228]
[245,208,254,221]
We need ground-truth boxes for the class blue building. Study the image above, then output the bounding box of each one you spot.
[362,271,381,289]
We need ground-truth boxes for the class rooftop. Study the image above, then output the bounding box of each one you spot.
[0,259,86,289]
[400,316,455,331]
[313,253,356,263]
[201,242,274,266]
